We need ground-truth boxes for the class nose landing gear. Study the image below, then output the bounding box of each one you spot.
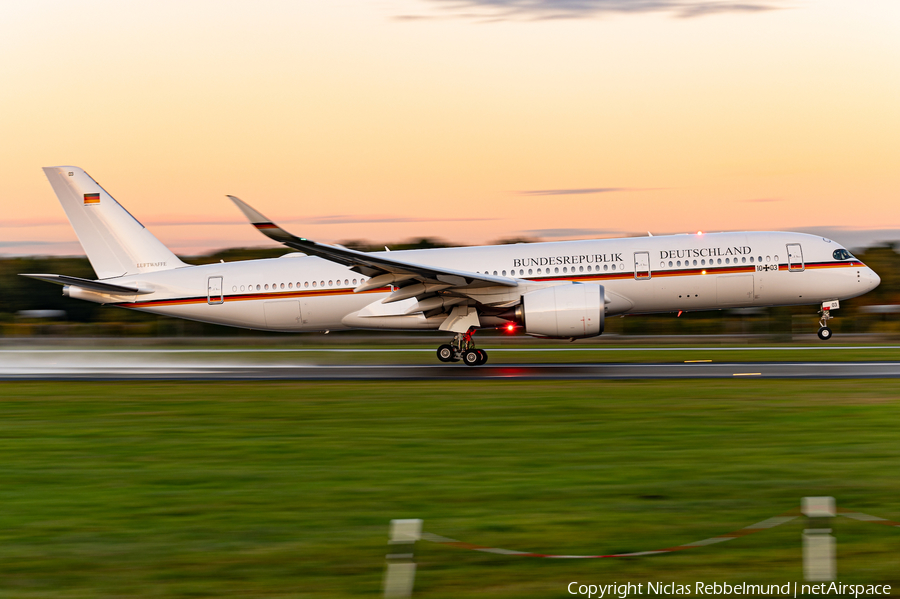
[817,301,838,340]
[436,328,488,366]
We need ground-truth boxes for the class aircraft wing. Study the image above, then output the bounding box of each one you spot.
[228,196,518,292]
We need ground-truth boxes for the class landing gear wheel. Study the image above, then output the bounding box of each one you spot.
[817,303,836,340]
[437,344,456,362]
[477,349,488,365]
[440,327,480,364]
[463,349,482,366]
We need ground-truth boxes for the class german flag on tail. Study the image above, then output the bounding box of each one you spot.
[83,192,100,205]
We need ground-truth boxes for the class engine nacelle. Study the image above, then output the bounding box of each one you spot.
[519,283,605,339]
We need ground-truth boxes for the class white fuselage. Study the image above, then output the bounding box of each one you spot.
[66,231,880,333]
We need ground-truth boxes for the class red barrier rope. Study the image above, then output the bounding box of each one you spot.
[838,509,900,528]
[422,508,900,560]
[422,509,802,559]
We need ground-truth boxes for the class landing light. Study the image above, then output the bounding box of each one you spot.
[697,231,704,236]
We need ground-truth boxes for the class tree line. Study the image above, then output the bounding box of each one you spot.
[1,240,897,337]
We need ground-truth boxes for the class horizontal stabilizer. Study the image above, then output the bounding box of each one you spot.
[20,274,153,295]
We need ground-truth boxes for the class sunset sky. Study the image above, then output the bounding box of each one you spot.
[2,0,899,256]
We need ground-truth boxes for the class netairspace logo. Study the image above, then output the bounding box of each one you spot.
[567,581,892,598]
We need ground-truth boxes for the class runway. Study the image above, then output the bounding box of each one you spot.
[2,351,899,380]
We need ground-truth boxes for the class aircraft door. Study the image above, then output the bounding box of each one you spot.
[634,251,651,280]
[207,276,224,305]
[787,244,804,272]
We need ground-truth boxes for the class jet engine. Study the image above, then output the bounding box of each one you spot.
[517,283,604,339]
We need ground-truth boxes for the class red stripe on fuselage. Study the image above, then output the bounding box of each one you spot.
[116,286,391,308]
[113,261,865,309]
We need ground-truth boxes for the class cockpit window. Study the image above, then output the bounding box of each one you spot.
[833,249,854,261]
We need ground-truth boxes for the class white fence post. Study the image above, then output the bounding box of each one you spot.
[802,497,836,581]
[384,519,422,598]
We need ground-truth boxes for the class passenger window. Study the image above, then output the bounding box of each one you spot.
[604,264,608,271]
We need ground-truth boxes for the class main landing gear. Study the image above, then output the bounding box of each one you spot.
[436,328,488,366]
[817,302,836,340]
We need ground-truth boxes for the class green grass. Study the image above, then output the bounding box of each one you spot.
[1,381,899,597]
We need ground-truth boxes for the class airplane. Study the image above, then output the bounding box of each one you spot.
[22,166,881,365]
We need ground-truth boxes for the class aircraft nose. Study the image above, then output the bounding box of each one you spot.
[865,267,881,292]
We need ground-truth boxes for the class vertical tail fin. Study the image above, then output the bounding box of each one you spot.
[43,166,187,279]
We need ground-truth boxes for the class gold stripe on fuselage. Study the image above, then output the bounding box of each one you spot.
[115,261,864,309]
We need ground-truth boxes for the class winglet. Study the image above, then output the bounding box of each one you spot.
[227,195,300,244]
[225,196,518,288]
